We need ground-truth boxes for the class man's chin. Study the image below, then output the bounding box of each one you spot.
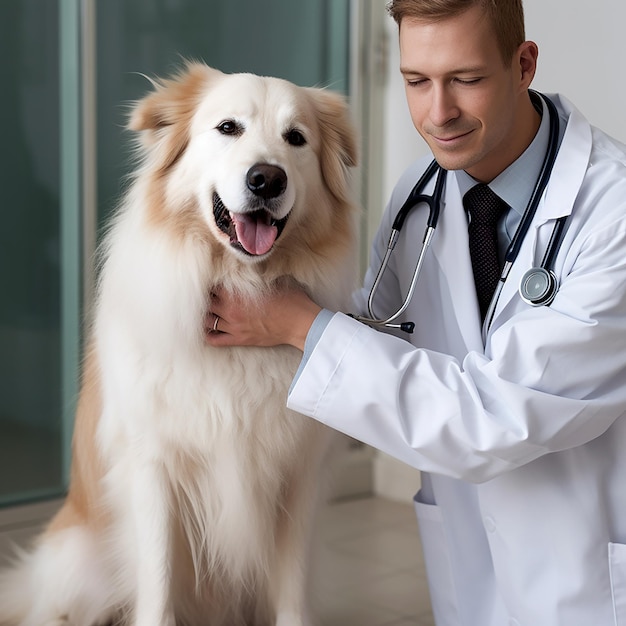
[429,152,475,173]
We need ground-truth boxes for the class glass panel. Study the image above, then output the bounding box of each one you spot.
[0,0,65,505]
[0,0,351,509]
[95,0,350,224]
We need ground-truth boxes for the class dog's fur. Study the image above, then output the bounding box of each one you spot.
[0,63,358,626]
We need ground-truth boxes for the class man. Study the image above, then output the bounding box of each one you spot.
[207,1,626,623]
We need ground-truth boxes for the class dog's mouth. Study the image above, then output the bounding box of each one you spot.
[213,192,289,257]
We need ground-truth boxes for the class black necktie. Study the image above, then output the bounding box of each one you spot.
[463,184,507,321]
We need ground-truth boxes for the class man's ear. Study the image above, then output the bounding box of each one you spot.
[517,40,539,90]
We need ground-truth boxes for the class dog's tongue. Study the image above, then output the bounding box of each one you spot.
[230,212,278,256]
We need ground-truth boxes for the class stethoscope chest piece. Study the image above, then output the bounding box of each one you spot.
[519,267,558,306]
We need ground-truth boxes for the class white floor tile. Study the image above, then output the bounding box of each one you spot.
[315,496,434,625]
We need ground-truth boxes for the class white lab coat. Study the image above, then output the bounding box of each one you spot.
[289,95,626,625]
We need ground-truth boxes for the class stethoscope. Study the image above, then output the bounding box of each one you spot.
[354,91,568,335]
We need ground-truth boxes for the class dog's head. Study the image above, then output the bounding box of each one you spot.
[128,62,358,267]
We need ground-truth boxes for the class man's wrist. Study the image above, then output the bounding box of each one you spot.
[289,304,323,351]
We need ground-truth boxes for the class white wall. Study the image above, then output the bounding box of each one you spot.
[381,0,626,203]
[526,0,626,142]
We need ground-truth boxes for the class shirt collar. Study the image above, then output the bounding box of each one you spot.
[455,96,551,216]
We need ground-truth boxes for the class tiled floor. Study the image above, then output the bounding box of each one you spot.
[0,495,435,625]
[314,496,435,626]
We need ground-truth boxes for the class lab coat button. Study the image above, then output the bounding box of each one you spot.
[484,516,496,532]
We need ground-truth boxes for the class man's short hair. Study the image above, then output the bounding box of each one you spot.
[386,0,526,65]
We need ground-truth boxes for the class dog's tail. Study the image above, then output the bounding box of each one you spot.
[0,526,118,626]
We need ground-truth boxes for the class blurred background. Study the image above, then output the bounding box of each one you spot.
[0,0,359,514]
[0,1,623,622]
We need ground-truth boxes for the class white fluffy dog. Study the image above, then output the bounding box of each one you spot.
[0,63,358,626]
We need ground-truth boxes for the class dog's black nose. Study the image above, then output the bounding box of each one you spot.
[246,164,287,200]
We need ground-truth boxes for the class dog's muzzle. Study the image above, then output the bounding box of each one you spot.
[213,164,290,257]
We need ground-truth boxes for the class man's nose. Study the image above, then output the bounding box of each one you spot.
[429,86,460,127]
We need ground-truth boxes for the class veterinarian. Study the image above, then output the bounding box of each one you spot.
[206,0,626,623]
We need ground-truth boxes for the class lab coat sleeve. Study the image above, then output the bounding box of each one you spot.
[288,206,626,483]
[288,312,523,480]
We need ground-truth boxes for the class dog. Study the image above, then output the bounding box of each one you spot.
[0,62,358,626]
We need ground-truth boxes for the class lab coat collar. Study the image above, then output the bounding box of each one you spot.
[533,94,593,222]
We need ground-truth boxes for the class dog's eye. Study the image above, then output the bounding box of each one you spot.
[284,129,306,147]
[217,120,242,136]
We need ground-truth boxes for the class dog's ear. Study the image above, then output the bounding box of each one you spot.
[306,88,358,202]
[129,62,223,172]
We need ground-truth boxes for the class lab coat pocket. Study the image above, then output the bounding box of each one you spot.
[609,542,626,625]
[413,490,460,626]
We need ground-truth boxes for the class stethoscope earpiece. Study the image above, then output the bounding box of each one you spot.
[519,267,558,307]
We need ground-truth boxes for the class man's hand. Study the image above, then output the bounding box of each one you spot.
[204,287,322,352]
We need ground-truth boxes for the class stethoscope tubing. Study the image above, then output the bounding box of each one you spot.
[482,91,563,332]
[354,91,565,336]
[359,163,446,333]
[501,93,561,267]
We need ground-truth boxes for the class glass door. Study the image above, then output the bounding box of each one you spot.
[0,0,352,512]
[0,0,82,507]
[94,0,350,228]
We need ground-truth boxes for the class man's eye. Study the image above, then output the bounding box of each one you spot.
[455,78,482,85]
[217,120,243,135]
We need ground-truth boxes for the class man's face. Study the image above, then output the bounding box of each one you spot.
[399,5,529,182]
